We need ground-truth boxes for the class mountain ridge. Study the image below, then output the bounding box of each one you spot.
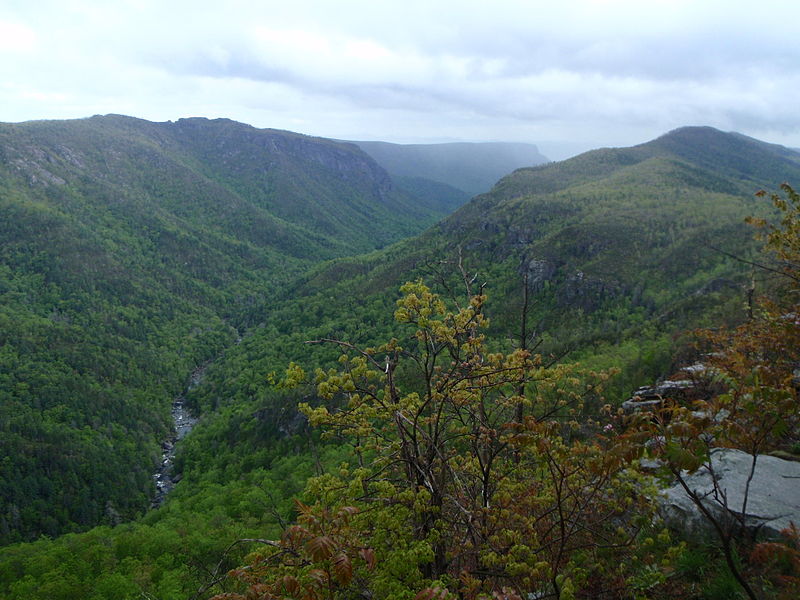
[0,114,446,258]
[479,126,800,203]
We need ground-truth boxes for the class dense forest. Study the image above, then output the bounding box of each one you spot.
[0,114,464,544]
[1,119,799,599]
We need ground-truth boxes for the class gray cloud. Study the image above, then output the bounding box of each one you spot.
[1,0,799,158]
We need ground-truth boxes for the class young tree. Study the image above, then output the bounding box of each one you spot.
[216,280,663,600]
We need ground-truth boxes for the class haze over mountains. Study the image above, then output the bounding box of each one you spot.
[1,115,799,598]
[351,140,549,196]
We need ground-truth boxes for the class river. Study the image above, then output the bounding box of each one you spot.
[150,363,207,508]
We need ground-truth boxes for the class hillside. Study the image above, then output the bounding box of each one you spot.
[1,115,449,260]
[389,175,470,214]
[0,114,452,544]
[352,140,549,196]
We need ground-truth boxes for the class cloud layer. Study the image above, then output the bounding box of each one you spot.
[1,0,798,158]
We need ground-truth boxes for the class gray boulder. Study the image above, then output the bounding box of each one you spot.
[660,448,800,540]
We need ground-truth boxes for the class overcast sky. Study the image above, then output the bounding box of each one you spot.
[1,0,798,159]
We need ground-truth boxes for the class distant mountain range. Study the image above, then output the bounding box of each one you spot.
[1,115,453,261]
[351,140,549,196]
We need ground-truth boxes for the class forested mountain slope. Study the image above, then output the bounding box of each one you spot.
[1,115,446,260]
[195,127,800,425]
[3,125,800,599]
[0,114,448,543]
[352,140,549,196]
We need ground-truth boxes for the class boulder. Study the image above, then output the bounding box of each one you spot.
[622,365,724,414]
[660,448,800,540]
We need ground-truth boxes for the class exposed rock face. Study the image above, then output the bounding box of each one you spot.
[173,117,394,202]
[558,271,620,311]
[660,448,800,540]
[522,258,557,293]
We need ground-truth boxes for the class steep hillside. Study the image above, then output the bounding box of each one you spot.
[353,140,549,196]
[1,115,445,261]
[0,114,446,543]
[390,175,470,214]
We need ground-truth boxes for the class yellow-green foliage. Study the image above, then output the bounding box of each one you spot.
[221,282,671,599]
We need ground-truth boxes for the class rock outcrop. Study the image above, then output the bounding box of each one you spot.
[622,379,697,413]
[660,448,800,540]
[621,362,722,413]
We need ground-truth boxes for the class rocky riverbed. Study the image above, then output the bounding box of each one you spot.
[151,363,209,508]
[151,399,198,507]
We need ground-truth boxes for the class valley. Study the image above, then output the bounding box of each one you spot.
[1,117,799,599]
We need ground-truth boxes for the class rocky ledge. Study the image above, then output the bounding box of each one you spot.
[660,448,800,540]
